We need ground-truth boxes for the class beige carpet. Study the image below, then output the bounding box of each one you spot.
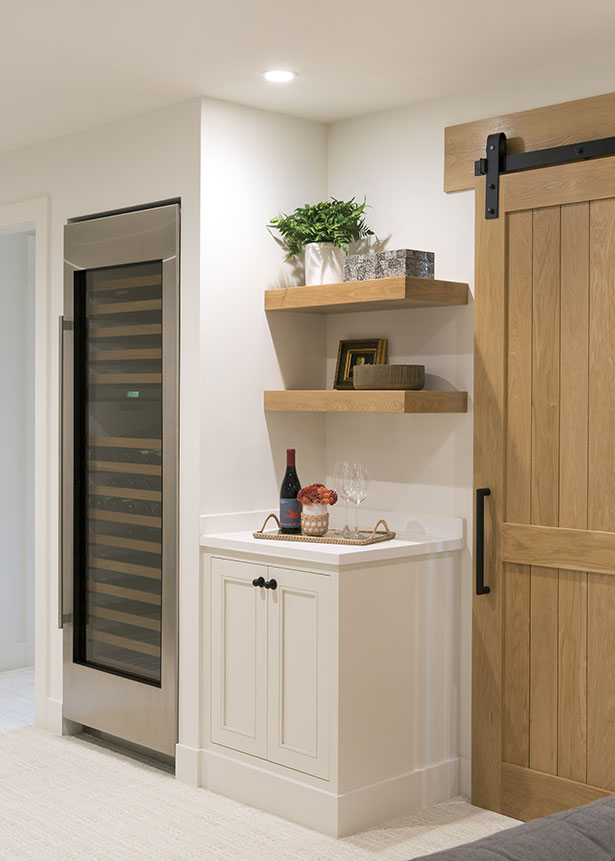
[0,726,518,860]
[0,666,34,733]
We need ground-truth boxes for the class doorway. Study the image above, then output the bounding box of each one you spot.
[0,198,51,736]
[0,225,35,730]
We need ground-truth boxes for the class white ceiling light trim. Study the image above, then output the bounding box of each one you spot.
[262,69,298,83]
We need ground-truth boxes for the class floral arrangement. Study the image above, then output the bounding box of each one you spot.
[297,483,338,506]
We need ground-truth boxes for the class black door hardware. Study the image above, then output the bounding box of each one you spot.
[252,577,265,587]
[264,579,278,590]
[475,133,615,219]
[475,488,491,596]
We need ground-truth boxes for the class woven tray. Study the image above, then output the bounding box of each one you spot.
[253,513,396,545]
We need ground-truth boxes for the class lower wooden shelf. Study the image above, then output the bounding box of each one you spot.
[264,389,468,414]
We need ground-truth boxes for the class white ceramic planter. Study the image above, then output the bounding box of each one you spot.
[304,242,345,285]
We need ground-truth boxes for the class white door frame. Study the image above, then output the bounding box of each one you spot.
[0,198,54,729]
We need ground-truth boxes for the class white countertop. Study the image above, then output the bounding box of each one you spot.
[200,529,464,566]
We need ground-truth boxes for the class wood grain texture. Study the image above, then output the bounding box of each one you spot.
[558,570,587,782]
[263,389,467,413]
[529,566,558,775]
[558,202,589,784]
[501,762,610,821]
[445,91,615,192]
[505,210,533,525]
[501,522,615,575]
[588,573,615,790]
[559,203,589,530]
[503,157,615,213]
[531,207,560,529]
[589,199,615,533]
[502,210,532,769]
[472,181,506,811]
[502,563,530,767]
[528,206,560,777]
[264,277,469,313]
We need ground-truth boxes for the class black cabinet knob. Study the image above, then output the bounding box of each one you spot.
[252,577,265,587]
[264,579,278,590]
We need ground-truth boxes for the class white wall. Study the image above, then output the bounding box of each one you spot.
[0,98,202,732]
[199,98,329,514]
[0,230,34,670]
[327,73,615,793]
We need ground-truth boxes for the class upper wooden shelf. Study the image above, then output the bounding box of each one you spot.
[264,276,469,314]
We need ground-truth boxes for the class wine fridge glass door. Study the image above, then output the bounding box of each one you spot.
[75,261,163,685]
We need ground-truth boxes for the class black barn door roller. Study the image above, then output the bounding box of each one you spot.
[475,132,615,219]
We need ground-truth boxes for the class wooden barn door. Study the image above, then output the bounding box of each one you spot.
[473,156,615,820]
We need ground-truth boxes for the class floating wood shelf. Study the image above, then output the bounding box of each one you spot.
[264,389,468,414]
[265,276,469,314]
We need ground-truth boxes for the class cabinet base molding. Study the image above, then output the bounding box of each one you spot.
[175,742,203,788]
[201,748,460,837]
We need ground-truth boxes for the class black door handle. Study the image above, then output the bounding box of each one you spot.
[264,579,277,590]
[252,577,265,587]
[476,488,491,596]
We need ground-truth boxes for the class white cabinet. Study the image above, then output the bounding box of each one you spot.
[210,557,330,779]
[198,528,463,837]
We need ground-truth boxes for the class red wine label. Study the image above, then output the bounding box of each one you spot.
[280,498,302,527]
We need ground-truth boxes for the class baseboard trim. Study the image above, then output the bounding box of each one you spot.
[338,757,460,837]
[45,697,64,734]
[176,742,203,787]
[203,748,460,837]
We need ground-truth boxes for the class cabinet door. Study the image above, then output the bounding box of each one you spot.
[210,557,267,758]
[267,567,330,779]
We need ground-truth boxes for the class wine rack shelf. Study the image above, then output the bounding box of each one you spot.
[88,557,161,579]
[90,486,162,501]
[88,436,162,449]
[88,533,162,554]
[89,581,161,605]
[90,299,162,315]
[90,630,160,657]
[89,606,161,631]
[265,276,469,314]
[88,509,162,528]
[264,389,468,414]
[88,460,161,475]
[89,324,162,338]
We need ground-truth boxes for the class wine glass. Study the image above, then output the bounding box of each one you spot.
[332,461,352,537]
[347,462,370,539]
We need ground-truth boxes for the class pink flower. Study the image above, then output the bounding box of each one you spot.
[297,483,338,506]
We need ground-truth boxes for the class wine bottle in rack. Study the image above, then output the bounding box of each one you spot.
[279,448,302,534]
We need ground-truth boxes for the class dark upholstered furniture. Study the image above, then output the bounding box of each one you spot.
[416,796,615,860]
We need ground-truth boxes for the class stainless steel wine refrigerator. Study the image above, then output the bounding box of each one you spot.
[61,203,179,757]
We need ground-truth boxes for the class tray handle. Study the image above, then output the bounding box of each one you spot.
[368,519,393,538]
[258,513,281,534]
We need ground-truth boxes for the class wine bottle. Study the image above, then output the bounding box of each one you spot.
[279,448,302,534]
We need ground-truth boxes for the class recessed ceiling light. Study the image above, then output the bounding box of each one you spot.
[262,69,297,84]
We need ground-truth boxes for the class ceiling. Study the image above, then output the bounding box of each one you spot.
[1,0,615,155]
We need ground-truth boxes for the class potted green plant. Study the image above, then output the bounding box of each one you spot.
[268,197,373,285]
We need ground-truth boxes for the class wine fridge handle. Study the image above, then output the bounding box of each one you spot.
[58,316,64,629]
[476,487,491,596]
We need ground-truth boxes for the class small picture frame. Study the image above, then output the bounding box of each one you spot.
[334,338,388,390]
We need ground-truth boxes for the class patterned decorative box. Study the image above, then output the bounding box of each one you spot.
[343,253,377,281]
[344,248,435,281]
